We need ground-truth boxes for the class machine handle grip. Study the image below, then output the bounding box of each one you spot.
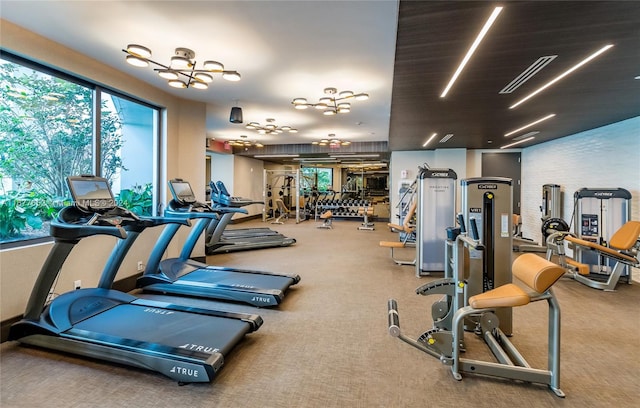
[457,213,466,233]
[388,299,401,337]
[470,218,480,241]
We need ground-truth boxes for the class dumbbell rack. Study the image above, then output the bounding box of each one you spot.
[315,199,372,219]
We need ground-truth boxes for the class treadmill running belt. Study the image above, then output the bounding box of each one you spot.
[73,304,249,356]
[182,269,293,292]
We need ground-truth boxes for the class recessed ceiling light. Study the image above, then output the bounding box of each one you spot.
[440,6,503,98]
[439,134,454,143]
[504,114,555,137]
[510,44,614,109]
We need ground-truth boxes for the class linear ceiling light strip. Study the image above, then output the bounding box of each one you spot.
[509,44,614,109]
[501,136,535,149]
[504,113,556,137]
[440,6,503,98]
[499,55,557,94]
[423,133,438,147]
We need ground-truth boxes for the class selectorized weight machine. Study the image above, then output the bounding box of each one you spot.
[415,167,457,277]
[546,187,636,291]
[387,212,567,397]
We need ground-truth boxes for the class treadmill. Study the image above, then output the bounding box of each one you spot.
[208,181,280,239]
[9,175,262,383]
[205,181,296,254]
[137,179,300,307]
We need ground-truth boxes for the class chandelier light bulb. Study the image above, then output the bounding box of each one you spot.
[355,93,369,101]
[323,109,337,116]
[168,79,187,88]
[171,56,191,69]
[191,80,208,90]
[126,44,152,59]
[158,70,179,80]
[126,55,149,67]
[339,90,354,98]
[222,71,241,81]
[203,60,224,71]
[194,72,214,83]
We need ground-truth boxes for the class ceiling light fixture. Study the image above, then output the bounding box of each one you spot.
[501,136,535,149]
[440,6,503,98]
[123,44,241,90]
[504,113,556,137]
[230,106,243,124]
[312,134,351,147]
[254,154,300,158]
[227,135,263,148]
[292,87,369,115]
[245,118,298,134]
[423,133,437,147]
[293,157,338,162]
[439,133,454,143]
[509,44,614,109]
[329,154,380,158]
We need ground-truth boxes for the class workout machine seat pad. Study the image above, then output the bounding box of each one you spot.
[469,254,565,309]
[565,236,638,265]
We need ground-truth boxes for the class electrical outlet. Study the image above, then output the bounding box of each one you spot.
[137,261,144,272]
[74,280,81,290]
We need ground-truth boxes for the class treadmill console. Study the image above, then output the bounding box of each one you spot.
[168,179,197,205]
[67,175,116,212]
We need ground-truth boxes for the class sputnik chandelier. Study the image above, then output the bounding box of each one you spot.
[292,87,369,115]
[312,134,351,147]
[227,135,263,148]
[123,44,241,90]
[246,118,298,134]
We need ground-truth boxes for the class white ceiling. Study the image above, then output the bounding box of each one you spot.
[1,0,399,147]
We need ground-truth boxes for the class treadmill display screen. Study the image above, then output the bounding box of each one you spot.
[67,176,116,211]
[169,180,196,204]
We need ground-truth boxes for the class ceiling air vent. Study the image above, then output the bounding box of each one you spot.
[439,134,454,143]
[499,55,557,94]
[513,131,539,141]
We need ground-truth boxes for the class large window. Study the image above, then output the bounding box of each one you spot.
[300,167,333,192]
[0,53,159,246]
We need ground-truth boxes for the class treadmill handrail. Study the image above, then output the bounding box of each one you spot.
[97,216,192,290]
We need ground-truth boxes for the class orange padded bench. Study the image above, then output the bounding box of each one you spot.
[547,220,640,291]
[469,254,565,309]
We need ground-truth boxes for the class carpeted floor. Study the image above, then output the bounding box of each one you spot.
[1,218,639,408]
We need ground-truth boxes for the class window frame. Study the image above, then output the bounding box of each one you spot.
[0,50,163,249]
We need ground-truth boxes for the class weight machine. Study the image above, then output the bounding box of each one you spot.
[388,213,567,397]
[460,177,513,334]
[415,167,457,277]
[546,188,635,291]
[263,169,303,223]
